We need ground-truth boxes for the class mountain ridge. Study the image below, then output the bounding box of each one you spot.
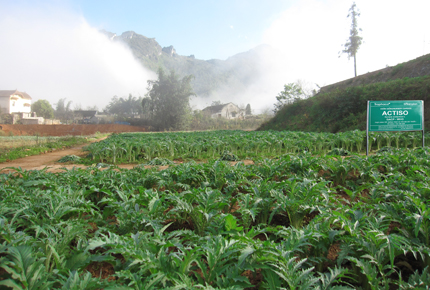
[101,30,281,101]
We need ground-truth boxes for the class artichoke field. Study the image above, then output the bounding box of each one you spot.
[1,130,430,289]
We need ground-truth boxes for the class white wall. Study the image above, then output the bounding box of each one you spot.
[9,94,31,114]
[209,103,243,119]
[220,103,242,119]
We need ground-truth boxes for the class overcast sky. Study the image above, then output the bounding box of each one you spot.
[1,0,429,111]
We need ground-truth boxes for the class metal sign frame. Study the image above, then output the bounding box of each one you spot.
[366,100,424,156]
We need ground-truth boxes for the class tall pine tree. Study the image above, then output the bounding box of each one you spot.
[339,2,363,77]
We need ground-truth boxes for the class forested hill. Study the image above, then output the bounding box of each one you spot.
[103,30,278,98]
[258,53,430,133]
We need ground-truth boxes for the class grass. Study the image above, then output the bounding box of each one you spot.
[0,136,62,149]
[0,133,109,163]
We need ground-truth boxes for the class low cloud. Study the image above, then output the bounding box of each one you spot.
[263,0,430,87]
[191,45,290,114]
[0,4,155,110]
[263,0,351,87]
[207,0,430,113]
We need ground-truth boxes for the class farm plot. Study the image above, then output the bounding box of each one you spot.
[84,130,429,164]
[1,130,430,289]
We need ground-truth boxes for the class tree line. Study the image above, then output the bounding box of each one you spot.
[28,68,269,131]
[29,2,362,130]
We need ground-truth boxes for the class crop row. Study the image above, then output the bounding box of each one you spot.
[1,146,430,289]
[84,130,428,164]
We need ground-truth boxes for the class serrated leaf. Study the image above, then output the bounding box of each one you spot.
[224,214,237,231]
[238,246,255,267]
[64,252,91,271]
[0,279,25,290]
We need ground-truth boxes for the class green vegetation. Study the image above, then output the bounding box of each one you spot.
[54,98,74,123]
[259,76,430,132]
[0,105,11,124]
[143,68,195,131]
[112,30,278,99]
[57,155,82,163]
[274,83,306,113]
[106,94,144,117]
[0,135,104,163]
[101,95,268,131]
[31,99,54,119]
[391,63,405,76]
[189,111,270,131]
[339,2,363,77]
[82,130,428,164]
[1,130,430,288]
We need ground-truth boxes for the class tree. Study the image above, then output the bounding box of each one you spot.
[339,2,363,77]
[0,105,10,124]
[31,99,54,119]
[296,79,317,98]
[73,103,82,111]
[143,68,195,131]
[274,83,304,113]
[54,98,73,122]
[245,104,252,115]
[106,94,143,116]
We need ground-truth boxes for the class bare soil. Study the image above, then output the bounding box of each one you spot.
[0,134,137,173]
[0,142,254,173]
[0,124,147,173]
[0,124,146,136]
[0,143,97,173]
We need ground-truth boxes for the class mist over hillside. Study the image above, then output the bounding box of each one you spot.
[258,54,430,133]
[104,30,288,111]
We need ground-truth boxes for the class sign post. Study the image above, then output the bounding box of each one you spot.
[366,100,424,156]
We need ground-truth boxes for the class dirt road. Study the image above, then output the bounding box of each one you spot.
[0,137,136,173]
[0,144,89,173]
[0,142,254,173]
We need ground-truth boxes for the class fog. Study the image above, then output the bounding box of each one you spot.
[262,0,430,89]
[191,1,348,113]
[190,45,291,114]
[0,5,156,110]
[2,0,429,115]
[201,0,430,114]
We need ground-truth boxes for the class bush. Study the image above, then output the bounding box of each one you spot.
[259,76,430,133]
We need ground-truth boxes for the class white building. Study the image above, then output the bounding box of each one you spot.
[202,102,244,119]
[0,90,32,114]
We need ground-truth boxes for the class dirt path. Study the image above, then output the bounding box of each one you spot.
[0,137,137,173]
[0,144,90,173]
[0,140,254,173]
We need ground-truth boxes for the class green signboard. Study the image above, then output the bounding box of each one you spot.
[366,100,425,155]
[367,100,424,131]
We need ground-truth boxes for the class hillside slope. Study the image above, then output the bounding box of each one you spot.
[258,54,430,132]
[321,54,430,93]
[105,30,279,99]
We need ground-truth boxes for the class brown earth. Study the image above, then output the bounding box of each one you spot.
[0,140,254,173]
[0,143,100,173]
[0,124,146,136]
[0,141,139,173]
